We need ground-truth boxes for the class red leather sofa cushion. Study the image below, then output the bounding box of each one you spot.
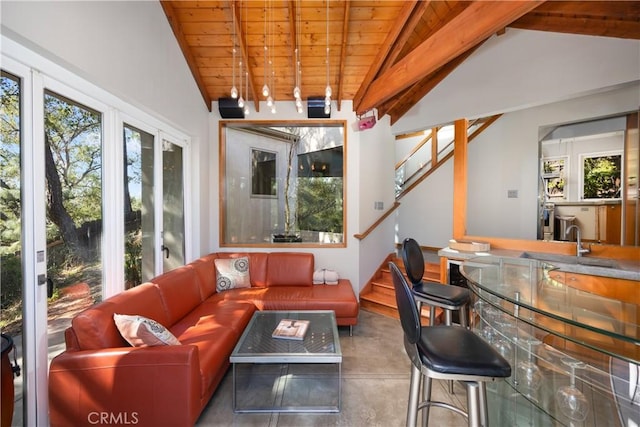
[150,265,203,325]
[71,283,169,350]
[266,252,313,286]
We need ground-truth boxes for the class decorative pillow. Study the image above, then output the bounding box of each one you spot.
[113,314,181,347]
[215,257,251,292]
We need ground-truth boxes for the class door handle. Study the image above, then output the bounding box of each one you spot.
[161,245,170,259]
[47,278,54,298]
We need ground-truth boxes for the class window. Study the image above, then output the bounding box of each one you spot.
[252,149,276,196]
[123,125,155,287]
[580,151,622,200]
[542,156,567,200]
[220,122,346,246]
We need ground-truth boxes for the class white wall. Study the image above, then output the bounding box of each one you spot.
[394,29,640,133]
[391,28,639,244]
[396,161,454,248]
[471,84,638,240]
[211,101,397,291]
[1,0,211,258]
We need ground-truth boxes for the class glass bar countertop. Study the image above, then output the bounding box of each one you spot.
[461,256,640,364]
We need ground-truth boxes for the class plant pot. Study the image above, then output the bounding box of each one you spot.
[272,234,302,243]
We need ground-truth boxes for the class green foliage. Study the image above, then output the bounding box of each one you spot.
[125,230,142,288]
[583,155,621,199]
[45,93,102,225]
[0,253,22,309]
[297,177,343,233]
[1,74,22,256]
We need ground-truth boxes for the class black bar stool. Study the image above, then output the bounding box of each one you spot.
[390,262,511,427]
[402,238,470,327]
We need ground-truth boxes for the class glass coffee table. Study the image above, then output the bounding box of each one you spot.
[229,310,342,413]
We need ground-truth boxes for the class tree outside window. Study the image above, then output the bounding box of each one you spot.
[581,152,622,200]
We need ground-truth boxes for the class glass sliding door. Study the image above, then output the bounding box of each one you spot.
[43,90,103,361]
[123,125,155,287]
[0,70,25,426]
[161,139,185,272]
[2,41,192,425]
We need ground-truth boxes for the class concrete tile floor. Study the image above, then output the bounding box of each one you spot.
[195,310,469,426]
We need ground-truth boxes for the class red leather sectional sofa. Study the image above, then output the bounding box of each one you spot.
[48,252,359,426]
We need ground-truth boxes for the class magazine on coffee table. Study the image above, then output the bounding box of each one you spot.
[272,319,310,340]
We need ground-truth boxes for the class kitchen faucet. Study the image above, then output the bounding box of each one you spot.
[565,224,590,257]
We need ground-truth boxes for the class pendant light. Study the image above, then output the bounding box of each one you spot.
[293,0,303,113]
[237,60,245,108]
[243,70,250,115]
[324,0,331,115]
[240,0,249,115]
[269,2,276,114]
[230,4,238,99]
[261,0,270,98]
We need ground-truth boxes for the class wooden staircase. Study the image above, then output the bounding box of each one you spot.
[360,254,443,324]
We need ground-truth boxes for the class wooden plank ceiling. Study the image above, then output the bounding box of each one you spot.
[161,1,640,123]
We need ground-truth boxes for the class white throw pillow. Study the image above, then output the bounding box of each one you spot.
[113,314,181,347]
[214,257,251,292]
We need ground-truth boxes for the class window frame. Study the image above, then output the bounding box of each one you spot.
[219,120,347,248]
[579,150,623,201]
[251,148,278,197]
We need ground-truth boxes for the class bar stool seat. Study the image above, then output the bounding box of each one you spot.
[402,238,470,327]
[412,281,469,308]
[390,262,511,427]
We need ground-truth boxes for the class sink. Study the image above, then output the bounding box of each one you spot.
[576,257,620,269]
[519,252,578,264]
[519,252,619,269]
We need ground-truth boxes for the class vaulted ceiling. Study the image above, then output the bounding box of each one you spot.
[161,1,640,123]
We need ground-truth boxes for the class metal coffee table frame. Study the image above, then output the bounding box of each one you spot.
[229,310,342,413]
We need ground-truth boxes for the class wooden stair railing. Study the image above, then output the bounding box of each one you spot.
[353,114,502,240]
[353,201,400,240]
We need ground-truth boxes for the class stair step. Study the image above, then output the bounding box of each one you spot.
[360,252,444,324]
[360,289,443,324]
[370,279,395,297]
[382,260,441,284]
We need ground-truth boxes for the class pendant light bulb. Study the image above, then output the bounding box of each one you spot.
[325,85,332,98]
[244,105,250,115]
[293,86,301,99]
[324,96,331,106]
[238,96,245,108]
[262,84,270,97]
[271,104,277,114]
[295,98,302,108]
[267,95,273,107]
[297,105,303,114]
[324,105,330,115]
[231,86,238,99]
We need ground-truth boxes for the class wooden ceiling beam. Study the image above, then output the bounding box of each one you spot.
[160,0,212,111]
[356,1,545,115]
[511,0,640,39]
[517,1,639,19]
[352,1,423,112]
[378,0,431,76]
[385,41,486,125]
[336,0,351,112]
[510,15,640,40]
